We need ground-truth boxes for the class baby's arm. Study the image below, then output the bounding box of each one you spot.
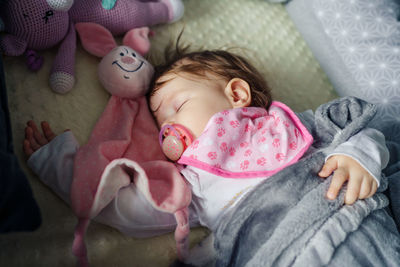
[319,128,389,205]
[24,121,77,204]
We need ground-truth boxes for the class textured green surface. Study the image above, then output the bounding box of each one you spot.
[2,0,336,266]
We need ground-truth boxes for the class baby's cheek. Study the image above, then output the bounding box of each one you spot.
[190,119,209,139]
[163,108,176,122]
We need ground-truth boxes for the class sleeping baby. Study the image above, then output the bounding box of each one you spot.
[24,47,390,264]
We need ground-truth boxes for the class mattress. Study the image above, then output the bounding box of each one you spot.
[1,0,337,266]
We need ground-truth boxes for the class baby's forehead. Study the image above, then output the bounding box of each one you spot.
[150,57,228,98]
[157,71,180,83]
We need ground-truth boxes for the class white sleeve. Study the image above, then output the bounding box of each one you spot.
[325,128,389,187]
[27,131,79,204]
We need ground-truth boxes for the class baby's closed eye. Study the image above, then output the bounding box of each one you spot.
[176,99,189,112]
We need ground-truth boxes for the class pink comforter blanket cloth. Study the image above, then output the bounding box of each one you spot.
[70,96,191,265]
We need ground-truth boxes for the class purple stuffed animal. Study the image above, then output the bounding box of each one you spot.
[0,0,184,94]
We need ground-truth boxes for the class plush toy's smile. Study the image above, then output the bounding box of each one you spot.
[112,60,144,73]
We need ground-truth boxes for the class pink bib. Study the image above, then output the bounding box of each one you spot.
[178,102,313,178]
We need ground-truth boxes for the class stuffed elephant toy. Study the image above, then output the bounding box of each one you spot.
[0,0,184,94]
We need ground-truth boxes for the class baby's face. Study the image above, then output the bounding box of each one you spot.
[150,73,233,139]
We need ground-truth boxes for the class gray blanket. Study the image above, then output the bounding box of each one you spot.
[214,97,400,267]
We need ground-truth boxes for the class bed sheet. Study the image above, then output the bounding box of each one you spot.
[0,0,337,266]
[285,0,400,140]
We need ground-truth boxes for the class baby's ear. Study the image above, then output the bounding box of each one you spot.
[224,78,252,108]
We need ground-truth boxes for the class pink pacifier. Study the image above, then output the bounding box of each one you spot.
[159,124,193,161]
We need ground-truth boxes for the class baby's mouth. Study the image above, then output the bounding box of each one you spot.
[159,124,193,161]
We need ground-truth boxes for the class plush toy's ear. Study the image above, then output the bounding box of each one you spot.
[75,22,117,57]
[122,27,152,56]
[46,0,74,11]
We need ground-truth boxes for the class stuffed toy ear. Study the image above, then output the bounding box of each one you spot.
[122,27,152,56]
[46,0,74,11]
[75,22,117,57]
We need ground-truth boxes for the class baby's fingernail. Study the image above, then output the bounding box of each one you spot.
[326,191,335,199]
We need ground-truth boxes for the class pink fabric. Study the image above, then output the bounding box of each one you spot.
[75,22,118,58]
[72,219,90,267]
[174,208,190,260]
[71,96,191,264]
[75,23,154,99]
[178,102,314,178]
[76,22,152,59]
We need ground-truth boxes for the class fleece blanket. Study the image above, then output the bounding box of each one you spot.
[1,0,339,266]
[214,97,400,266]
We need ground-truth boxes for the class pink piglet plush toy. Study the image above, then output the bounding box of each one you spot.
[71,22,191,266]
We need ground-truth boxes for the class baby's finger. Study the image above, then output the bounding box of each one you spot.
[326,168,347,200]
[25,126,41,151]
[27,121,47,146]
[27,120,39,132]
[33,127,48,146]
[367,180,378,198]
[41,121,56,142]
[319,157,338,178]
[345,175,363,205]
[358,177,372,199]
[23,139,34,157]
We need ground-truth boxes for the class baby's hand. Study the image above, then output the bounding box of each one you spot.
[318,155,377,205]
[23,121,56,158]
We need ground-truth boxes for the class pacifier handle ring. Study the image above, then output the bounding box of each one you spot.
[159,124,180,147]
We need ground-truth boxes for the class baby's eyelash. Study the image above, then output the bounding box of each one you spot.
[177,100,188,111]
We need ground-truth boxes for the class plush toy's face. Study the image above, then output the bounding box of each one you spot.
[0,0,70,49]
[98,46,154,98]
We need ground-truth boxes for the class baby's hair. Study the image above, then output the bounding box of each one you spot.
[149,34,272,109]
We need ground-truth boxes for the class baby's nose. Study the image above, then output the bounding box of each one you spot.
[121,56,135,64]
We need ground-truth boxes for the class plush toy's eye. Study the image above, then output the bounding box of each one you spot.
[132,52,137,57]
[42,10,54,24]
[120,52,124,56]
[23,13,29,18]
